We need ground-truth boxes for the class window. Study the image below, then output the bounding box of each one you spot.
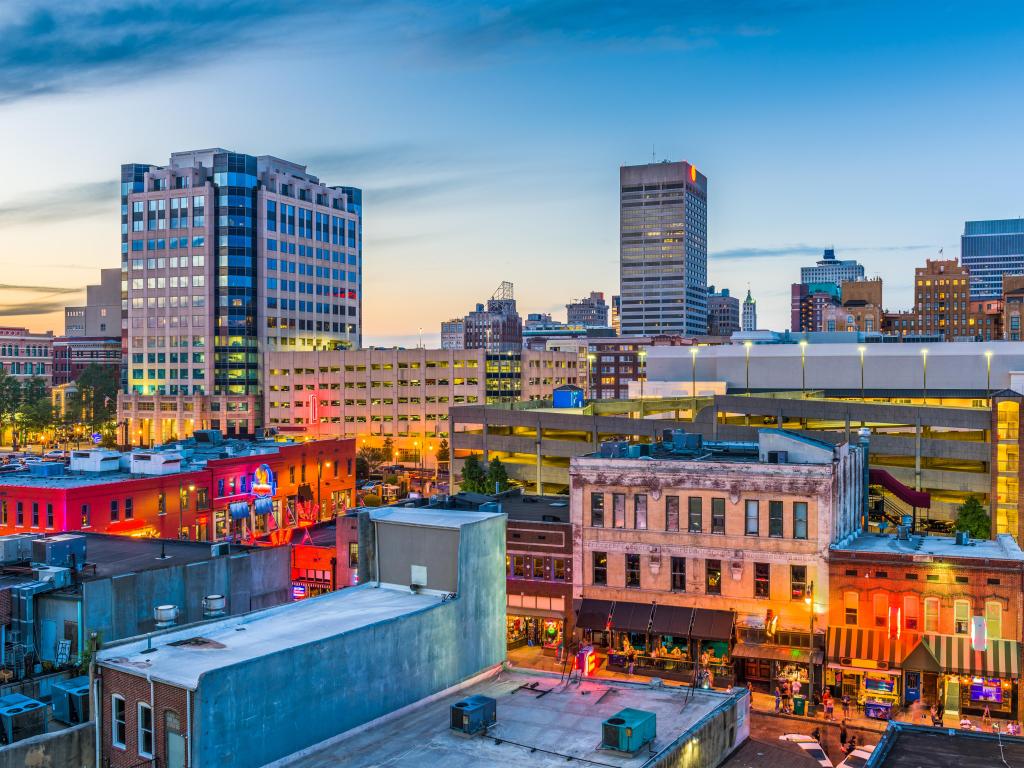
[590,492,604,527]
[790,565,807,600]
[348,542,358,568]
[124,498,133,520]
[873,593,888,627]
[112,695,127,749]
[612,493,625,528]
[924,597,939,632]
[687,497,702,533]
[793,502,808,540]
[0,501,5,526]
[844,591,858,625]
[110,499,119,522]
[706,559,722,595]
[954,600,970,635]
[31,502,38,528]
[625,554,641,587]
[634,494,647,529]
[592,552,607,585]
[138,702,154,758]
[46,503,53,528]
[768,501,783,537]
[986,601,1002,640]
[745,500,759,535]
[532,557,546,578]
[665,496,679,531]
[511,555,525,577]
[711,497,725,534]
[15,502,22,527]
[553,559,566,581]
[904,596,919,631]
[671,557,686,591]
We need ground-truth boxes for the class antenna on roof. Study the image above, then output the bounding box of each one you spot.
[651,144,656,163]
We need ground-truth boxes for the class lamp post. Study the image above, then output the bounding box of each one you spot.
[985,350,993,402]
[690,347,698,419]
[744,340,752,395]
[858,346,866,402]
[920,348,929,404]
[638,349,647,418]
[799,339,808,394]
[317,455,331,520]
[805,581,815,715]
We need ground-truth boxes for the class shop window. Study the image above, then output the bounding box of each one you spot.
[671,557,686,591]
[954,600,970,635]
[31,503,38,528]
[790,565,807,600]
[81,504,89,528]
[904,596,919,631]
[745,500,759,535]
[612,493,625,528]
[986,601,1002,640]
[706,559,722,595]
[511,555,525,577]
[924,597,939,632]
[665,496,679,531]
[46,504,53,528]
[768,501,783,537]
[625,554,640,587]
[124,498,133,520]
[590,492,604,527]
[873,593,888,627]
[844,591,858,625]
[138,702,154,758]
[687,497,702,533]
[634,494,647,530]
[348,542,358,568]
[754,562,770,598]
[112,695,126,749]
[592,552,607,585]
[711,497,725,534]
[793,502,808,539]
[553,559,566,581]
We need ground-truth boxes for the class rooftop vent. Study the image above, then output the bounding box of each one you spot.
[450,695,496,735]
[601,708,657,754]
[154,604,179,628]
[202,594,226,618]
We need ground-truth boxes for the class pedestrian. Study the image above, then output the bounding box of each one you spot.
[825,694,835,721]
[775,686,782,714]
[841,693,851,718]
[627,648,636,676]
[982,703,991,727]
[839,720,848,748]
[811,727,821,744]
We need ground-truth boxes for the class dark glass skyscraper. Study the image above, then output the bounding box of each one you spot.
[961,219,1024,299]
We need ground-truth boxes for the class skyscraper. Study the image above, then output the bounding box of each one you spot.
[742,289,757,332]
[799,248,865,286]
[619,161,707,336]
[566,291,609,327]
[118,149,362,443]
[961,219,1024,299]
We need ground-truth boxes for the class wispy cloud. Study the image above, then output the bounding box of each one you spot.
[0,180,115,226]
[712,243,936,261]
[0,284,81,294]
[0,298,78,317]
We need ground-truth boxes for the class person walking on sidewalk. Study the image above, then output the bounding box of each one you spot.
[839,720,848,748]
[774,686,782,713]
[841,693,851,719]
[824,692,835,721]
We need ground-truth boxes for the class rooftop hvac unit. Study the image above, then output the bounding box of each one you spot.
[32,534,87,570]
[955,531,970,546]
[0,693,46,744]
[32,566,72,589]
[0,534,41,565]
[626,443,650,459]
[449,695,496,735]
[50,676,90,725]
[601,708,656,754]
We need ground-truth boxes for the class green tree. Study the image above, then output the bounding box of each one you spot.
[436,438,450,465]
[72,364,119,430]
[17,378,52,447]
[460,454,488,494]
[0,368,19,448]
[954,496,991,539]
[357,445,388,476]
[487,456,510,494]
[362,493,382,507]
[382,436,395,464]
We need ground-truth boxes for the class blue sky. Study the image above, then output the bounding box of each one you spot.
[0,0,1022,343]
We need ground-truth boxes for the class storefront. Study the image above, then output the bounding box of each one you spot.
[734,636,822,694]
[506,614,564,652]
[827,627,918,720]
[575,598,614,649]
[907,635,1022,719]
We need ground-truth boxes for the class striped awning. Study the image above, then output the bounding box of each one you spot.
[923,635,1021,678]
[827,627,919,671]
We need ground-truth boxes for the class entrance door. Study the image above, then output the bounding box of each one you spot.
[165,712,185,768]
[905,671,921,704]
[39,620,57,663]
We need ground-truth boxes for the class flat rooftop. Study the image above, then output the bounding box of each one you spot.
[97,584,440,690]
[872,724,1024,767]
[369,507,499,528]
[284,670,744,768]
[79,533,260,581]
[834,531,1024,562]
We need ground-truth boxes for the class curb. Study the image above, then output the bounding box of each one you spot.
[751,707,888,733]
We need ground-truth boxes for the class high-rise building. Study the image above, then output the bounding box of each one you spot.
[790,282,841,333]
[741,289,757,332]
[961,219,1024,299]
[566,291,609,327]
[706,286,740,337]
[118,149,362,444]
[610,295,621,334]
[619,161,707,336]
[910,258,973,340]
[64,268,120,338]
[461,281,522,353]
[799,248,865,286]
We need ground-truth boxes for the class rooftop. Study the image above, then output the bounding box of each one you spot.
[834,531,1024,562]
[282,669,745,768]
[78,533,259,581]
[97,584,440,690]
[869,722,1024,767]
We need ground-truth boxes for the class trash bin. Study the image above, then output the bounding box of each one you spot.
[805,701,817,717]
[793,695,806,716]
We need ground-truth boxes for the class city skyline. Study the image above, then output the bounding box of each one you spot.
[2,2,1024,342]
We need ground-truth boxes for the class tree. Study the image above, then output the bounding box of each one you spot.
[72,364,119,430]
[16,378,52,447]
[355,455,370,480]
[0,368,19,448]
[954,496,991,539]
[357,445,387,476]
[362,493,382,507]
[487,457,510,494]
[382,436,395,464]
[436,438,450,465]
[460,454,488,494]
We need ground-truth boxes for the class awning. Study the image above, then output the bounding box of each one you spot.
[901,639,943,674]
[690,609,735,641]
[575,599,614,632]
[610,601,654,633]
[254,497,274,516]
[228,501,249,520]
[651,605,694,637]
[827,627,919,671]
[297,484,314,502]
[923,635,1021,678]
[733,642,823,666]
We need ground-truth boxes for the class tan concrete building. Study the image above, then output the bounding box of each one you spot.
[569,428,865,692]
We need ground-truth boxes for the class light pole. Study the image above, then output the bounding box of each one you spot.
[744,340,752,395]
[638,349,647,418]
[805,581,815,715]
[586,352,597,399]
[920,348,929,404]
[690,347,698,419]
[985,350,993,402]
[858,346,866,402]
[799,339,808,395]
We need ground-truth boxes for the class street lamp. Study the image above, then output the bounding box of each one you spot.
[690,347,699,419]
[799,339,808,394]
[317,455,332,520]
[744,340,752,395]
[586,352,597,398]
[985,350,993,401]
[805,581,815,715]
[858,346,866,402]
[920,348,929,404]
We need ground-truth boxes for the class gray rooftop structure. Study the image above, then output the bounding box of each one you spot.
[833,531,1024,561]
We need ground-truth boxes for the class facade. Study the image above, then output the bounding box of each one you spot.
[439,318,465,350]
[619,161,708,337]
[838,278,884,333]
[799,248,866,286]
[610,294,621,334]
[707,286,740,337]
[961,218,1024,300]
[791,282,841,332]
[585,335,691,400]
[566,291,609,327]
[741,288,757,332]
[571,429,865,691]
[911,258,974,340]
[51,335,121,386]
[264,347,579,466]
[0,327,53,385]
[828,531,1024,720]
[1003,274,1024,340]
[64,267,120,338]
[117,149,362,440]
[970,297,1004,341]
[95,506,506,768]
[461,281,522,352]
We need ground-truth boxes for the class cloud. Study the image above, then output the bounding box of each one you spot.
[711,243,936,261]
[302,144,447,177]
[0,180,115,226]
[0,298,77,317]
[0,284,82,294]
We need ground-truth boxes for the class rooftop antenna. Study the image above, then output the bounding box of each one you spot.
[651,144,656,163]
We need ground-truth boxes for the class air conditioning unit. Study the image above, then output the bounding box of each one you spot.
[32,566,72,589]
[33,535,87,570]
[449,695,496,735]
[0,534,41,566]
[50,676,90,724]
[601,708,656,754]
[0,693,46,744]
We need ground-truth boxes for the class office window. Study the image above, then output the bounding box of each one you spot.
[745,500,759,535]
[687,497,702,532]
[790,565,807,600]
[986,601,1002,640]
[124,498,133,520]
[612,493,625,528]
[844,591,858,625]
[138,703,154,758]
[873,593,888,627]
[634,494,647,530]
[754,562,770,598]
[625,554,640,587]
[590,492,605,527]
[110,499,119,522]
[711,497,725,534]
[904,596,919,631]
[593,552,607,585]
[768,500,783,537]
[706,559,722,595]
[112,695,126,749]
[793,502,808,540]
[954,600,970,634]
[665,496,679,531]
[924,597,939,632]
[671,557,686,591]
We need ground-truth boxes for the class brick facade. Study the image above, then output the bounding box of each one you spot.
[99,667,190,768]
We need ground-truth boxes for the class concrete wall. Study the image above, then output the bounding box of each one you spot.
[192,513,506,767]
[651,689,749,768]
[376,524,459,592]
[0,721,94,768]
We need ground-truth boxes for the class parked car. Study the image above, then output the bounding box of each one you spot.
[43,450,69,460]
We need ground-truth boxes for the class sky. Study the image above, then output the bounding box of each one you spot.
[1,1,1023,346]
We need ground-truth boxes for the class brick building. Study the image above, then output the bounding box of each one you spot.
[0,327,53,385]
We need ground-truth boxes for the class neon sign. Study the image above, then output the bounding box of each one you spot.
[252,464,276,499]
